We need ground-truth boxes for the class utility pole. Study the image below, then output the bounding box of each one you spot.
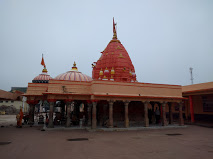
[189,67,194,85]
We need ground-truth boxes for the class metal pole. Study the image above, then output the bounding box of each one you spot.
[189,67,194,85]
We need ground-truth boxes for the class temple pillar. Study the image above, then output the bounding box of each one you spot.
[29,103,35,125]
[102,104,108,126]
[108,100,114,128]
[189,95,195,123]
[162,102,168,126]
[87,102,92,126]
[150,102,155,124]
[179,101,184,126]
[48,100,55,128]
[143,101,149,127]
[66,101,72,127]
[168,103,173,124]
[92,101,97,129]
[124,101,129,128]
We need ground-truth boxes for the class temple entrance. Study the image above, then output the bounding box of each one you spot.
[97,100,108,127]
[47,100,89,127]
[113,101,124,127]
[129,101,144,127]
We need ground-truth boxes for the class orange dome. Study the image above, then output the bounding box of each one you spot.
[92,18,136,82]
[55,62,92,82]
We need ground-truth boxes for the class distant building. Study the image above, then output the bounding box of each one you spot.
[10,87,27,93]
[182,82,213,122]
[0,88,29,114]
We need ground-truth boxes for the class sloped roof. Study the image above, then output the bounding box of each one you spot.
[0,89,21,100]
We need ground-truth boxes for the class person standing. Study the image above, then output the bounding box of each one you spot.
[17,108,23,128]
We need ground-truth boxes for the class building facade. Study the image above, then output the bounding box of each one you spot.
[183,82,213,122]
[0,89,28,114]
[25,19,186,128]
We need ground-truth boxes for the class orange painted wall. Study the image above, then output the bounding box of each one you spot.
[192,95,213,115]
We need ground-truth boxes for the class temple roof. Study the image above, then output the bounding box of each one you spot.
[92,18,136,82]
[32,72,52,83]
[55,62,92,82]
[32,55,52,83]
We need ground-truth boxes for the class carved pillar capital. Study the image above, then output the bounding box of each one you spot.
[142,101,150,105]
[27,100,38,105]
[108,100,115,106]
[65,99,73,104]
[91,100,98,103]
[48,99,57,103]
[108,100,114,104]
[160,101,167,107]
[179,101,184,106]
[124,100,130,103]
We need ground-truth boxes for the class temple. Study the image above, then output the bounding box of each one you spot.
[24,19,186,129]
[92,18,136,82]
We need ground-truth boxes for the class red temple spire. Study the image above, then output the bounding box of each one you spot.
[113,17,117,39]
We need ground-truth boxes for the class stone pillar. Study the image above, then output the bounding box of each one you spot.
[189,96,195,123]
[102,104,108,126]
[162,102,168,126]
[150,102,155,124]
[48,100,55,128]
[66,101,72,127]
[143,101,149,127]
[108,100,114,128]
[124,101,129,128]
[179,102,184,126]
[29,104,35,125]
[92,101,97,129]
[87,103,92,126]
[169,103,173,124]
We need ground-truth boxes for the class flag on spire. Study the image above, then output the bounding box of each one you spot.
[113,17,115,33]
[113,17,117,39]
[41,54,46,68]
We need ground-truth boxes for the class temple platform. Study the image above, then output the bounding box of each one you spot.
[43,124,187,131]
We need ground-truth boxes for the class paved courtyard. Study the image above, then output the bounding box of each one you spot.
[0,115,213,159]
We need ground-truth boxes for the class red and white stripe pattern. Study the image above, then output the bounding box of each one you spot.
[33,73,52,81]
[55,71,92,82]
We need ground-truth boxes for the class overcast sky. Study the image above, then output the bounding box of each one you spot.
[0,0,213,91]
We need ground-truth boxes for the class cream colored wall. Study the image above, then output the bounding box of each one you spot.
[26,83,49,95]
[0,100,22,109]
[25,80,183,102]
[0,100,29,113]
[47,80,91,94]
[192,95,213,115]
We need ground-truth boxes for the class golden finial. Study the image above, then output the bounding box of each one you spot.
[71,61,78,71]
[73,61,76,67]
[42,66,48,73]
